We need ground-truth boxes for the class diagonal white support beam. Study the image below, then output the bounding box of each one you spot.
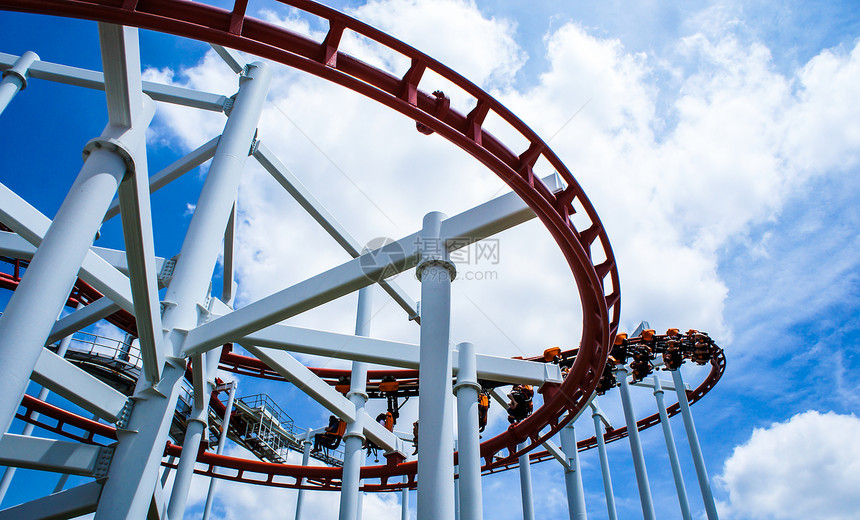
[240,323,562,387]
[590,400,613,430]
[0,53,228,111]
[491,388,510,409]
[116,122,165,383]
[541,438,571,471]
[191,353,208,411]
[32,349,129,423]
[0,231,166,279]
[210,44,246,74]
[104,136,220,221]
[0,434,112,477]
[0,481,102,520]
[254,141,419,320]
[361,408,405,456]
[223,202,236,303]
[148,475,166,520]
[0,230,35,260]
[440,175,563,246]
[183,186,551,356]
[47,298,121,345]
[80,253,135,313]
[185,241,415,357]
[100,23,165,383]
[0,182,135,313]
[241,345,404,455]
[243,345,356,421]
[90,245,166,278]
[98,23,143,127]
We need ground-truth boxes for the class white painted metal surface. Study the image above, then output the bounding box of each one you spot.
[454,342,482,520]
[416,212,456,520]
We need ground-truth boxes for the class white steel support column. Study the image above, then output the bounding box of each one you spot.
[167,349,222,519]
[454,342,482,520]
[517,442,535,520]
[454,469,460,520]
[591,406,618,520]
[94,61,271,520]
[416,211,456,520]
[560,422,587,520]
[0,51,38,114]
[295,433,312,520]
[617,367,656,520]
[0,39,154,437]
[0,317,77,503]
[653,376,692,520]
[401,476,410,520]
[202,380,237,520]
[672,369,719,520]
[340,287,373,520]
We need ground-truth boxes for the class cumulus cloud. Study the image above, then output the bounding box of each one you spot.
[718,411,860,520]
[348,0,525,90]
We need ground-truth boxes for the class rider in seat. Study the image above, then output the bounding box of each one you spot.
[506,384,533,424]
[478,391,490,432]
[313,415,345,454]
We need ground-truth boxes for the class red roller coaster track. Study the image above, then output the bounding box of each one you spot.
[1,0,631,490]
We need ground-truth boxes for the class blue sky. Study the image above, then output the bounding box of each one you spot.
[1,1,860,519]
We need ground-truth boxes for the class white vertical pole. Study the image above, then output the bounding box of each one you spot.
[617,367,656,520]
[416,211,456,520]
[454,342,482,520]
[340,286,372,520]
[95,61,271,520]
[517,442,535,520]
[0,315,77,503]
[652,376,692,520]
[590,406,618,520]
[167,349,222,519]
[454,472,460,520]
[401,476,410,520]
[202,380,238,520]
[295,433,313,520]
[0,51,38,114]
[559,421,587,520]
[672,369,719,520]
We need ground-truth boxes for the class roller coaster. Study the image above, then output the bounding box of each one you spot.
[0,1,725,519]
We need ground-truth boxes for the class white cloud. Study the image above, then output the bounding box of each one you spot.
[783,41,860,174]
[718,411,860,520]
[348,0,525,90]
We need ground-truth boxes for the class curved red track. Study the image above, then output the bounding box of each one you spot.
[0,0,625,487]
